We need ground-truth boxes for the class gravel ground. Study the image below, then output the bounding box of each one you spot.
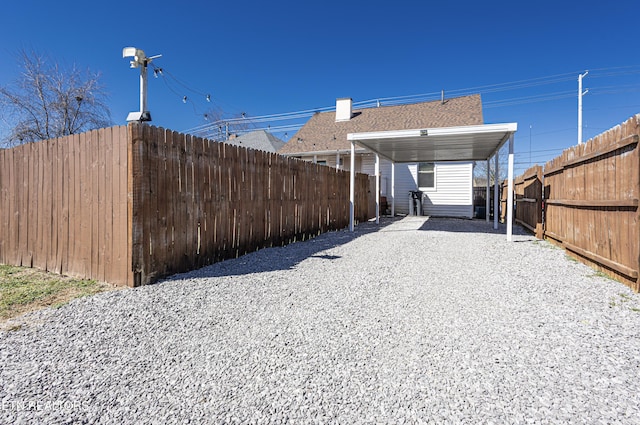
[2,216,640,424]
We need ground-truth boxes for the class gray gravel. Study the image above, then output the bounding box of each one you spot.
[2,216,640,424]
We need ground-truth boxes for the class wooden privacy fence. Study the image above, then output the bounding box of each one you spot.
[0,123,370,287]
[544,115,639,291]
[0,127,129,285]
[500,115,640,291]
[513,165,544,239]
[500,167,543,234]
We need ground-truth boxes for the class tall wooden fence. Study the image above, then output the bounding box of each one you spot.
[514,165,544,238]
[499,115,640,291]
[0,123,370,286]
[499,165,544,235]
[0,127,129,285]
[544,115,639,291]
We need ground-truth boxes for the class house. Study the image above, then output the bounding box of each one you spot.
[278,94,484,217]
[226,130,285,153]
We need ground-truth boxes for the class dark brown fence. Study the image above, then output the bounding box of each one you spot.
[129,124,370,286]
[0,124,370,287]
[544,115,639,291]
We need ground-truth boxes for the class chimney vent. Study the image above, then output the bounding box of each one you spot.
[335,98,353,122]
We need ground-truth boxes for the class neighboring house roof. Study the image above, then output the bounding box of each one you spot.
[278,94,483,155]
[225,130,286,152]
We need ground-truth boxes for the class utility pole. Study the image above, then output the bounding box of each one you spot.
[578,71,589,145]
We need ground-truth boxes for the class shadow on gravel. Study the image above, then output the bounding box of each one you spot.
[417,217,530,236]
[163,217,400,280]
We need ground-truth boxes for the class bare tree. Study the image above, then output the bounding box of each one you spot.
[0,49,112,146]
[473,144,509,186]
[201,107,254,141]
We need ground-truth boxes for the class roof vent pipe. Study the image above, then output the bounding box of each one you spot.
[441,89,445,104]
[335,98,353,122]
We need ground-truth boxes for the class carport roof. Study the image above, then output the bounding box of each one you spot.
[346,121,519,240]
[347,122,518,163]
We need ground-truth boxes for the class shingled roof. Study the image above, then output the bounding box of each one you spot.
[225,130,286,153]
[279,94,483,155]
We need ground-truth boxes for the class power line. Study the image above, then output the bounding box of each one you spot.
[484,91,576,108]
[171,65,640,139]
[189,71,597,136]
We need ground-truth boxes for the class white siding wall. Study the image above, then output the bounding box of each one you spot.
[294,153,472,218]
[362,156,473,217]
[421,162,473,218]
[361,154,415,215]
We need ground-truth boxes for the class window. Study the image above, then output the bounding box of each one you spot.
[316,160,327,165]
[418,163,435,189]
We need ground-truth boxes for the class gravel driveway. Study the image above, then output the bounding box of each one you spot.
[2,216,640,424]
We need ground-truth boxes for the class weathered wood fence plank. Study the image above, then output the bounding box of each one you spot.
[0,123,374,287]
[543,115,639,291]
[499,115,640,291]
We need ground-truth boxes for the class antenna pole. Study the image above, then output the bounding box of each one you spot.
[140,60,148,116]
[123,47,161,122]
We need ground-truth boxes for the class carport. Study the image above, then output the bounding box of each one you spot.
[347,123,518,241]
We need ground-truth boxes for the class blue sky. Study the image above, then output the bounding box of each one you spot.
[1,0,639,174]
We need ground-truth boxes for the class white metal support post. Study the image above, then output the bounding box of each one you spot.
[578,71,588,145]
[486,159,490,223]
[123,47,160,122]
[391,162,396,216]
[349,141,355,232]
[493,151,499,230]
[375,153,380,224]
[139,61,148,115]
[507,135,515,241]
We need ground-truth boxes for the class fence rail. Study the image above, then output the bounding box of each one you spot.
[0,124,370,286]
[500,115,640,291]
[543,116,639,291]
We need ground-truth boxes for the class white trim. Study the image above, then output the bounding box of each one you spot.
[348,123,518,142]
[485,160,490,223]
[281,148,367,157]
[507,135,515,241]
[349,141,355,232]
[391,162,396,216]
[494,152,499,230]
[375,154,380,224]
[417,162,437,192]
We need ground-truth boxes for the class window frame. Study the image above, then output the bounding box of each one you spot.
[417,162,436,191]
